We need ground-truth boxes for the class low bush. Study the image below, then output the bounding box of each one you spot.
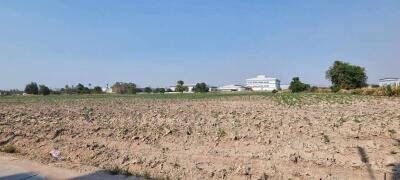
[336,86,400,97]
[338,89,352,94]
[385,86,393,96]
[372,88,386,96]
[360,88,376,95]
[331,85,343,93]
[289,77,310,93]
[310,87,332,93]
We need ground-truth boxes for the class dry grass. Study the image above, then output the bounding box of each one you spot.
[338,86,400,96]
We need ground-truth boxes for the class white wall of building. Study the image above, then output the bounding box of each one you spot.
[379,78,400,87]
[102,87,113,93]
[170,84,196,93]
[218,84,246,92]
[246,75,280,91]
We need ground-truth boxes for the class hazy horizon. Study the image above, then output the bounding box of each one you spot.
[1,1,399,90]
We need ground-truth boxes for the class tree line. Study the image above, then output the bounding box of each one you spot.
[19,80,211,96]
[23,82,104,95]
[0,60,375,96]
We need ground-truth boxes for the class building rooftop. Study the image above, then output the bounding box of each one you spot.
[170,84,197,88]
[219,84,245,89]
[379,78,400,81]
[246,75,278,81]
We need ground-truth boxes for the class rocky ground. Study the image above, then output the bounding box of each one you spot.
[0,94,400,179]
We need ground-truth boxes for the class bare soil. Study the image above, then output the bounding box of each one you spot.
[0,95,400,179]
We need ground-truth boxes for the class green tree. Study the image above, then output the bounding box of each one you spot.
[144,87,152,93]
[111,82,136,94]
[77,83,90,94]
[153,88,166,94]
[177,80,184,86]
[159,88,166,94]
[39,85,51,95]
[112,82,127,94]
[126,83,137,94]
[24,82,39,95]
[289,77,310,93]
[326,61,367,92]
[93,86,103,94]
[175,80,188,93]
[193,83,209,93]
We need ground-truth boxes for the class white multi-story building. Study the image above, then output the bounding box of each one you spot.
[379,78,400,87]
[246,75,280,91]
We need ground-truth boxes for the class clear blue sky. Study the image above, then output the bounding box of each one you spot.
[1,0,399,89]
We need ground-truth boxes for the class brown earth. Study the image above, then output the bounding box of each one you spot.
[0,95,400,179]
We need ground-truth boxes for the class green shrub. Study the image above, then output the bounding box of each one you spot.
[144,87,152,93]
[331,85,343,93]
[76,83,91,94]
[289,77,310,93]
[385,86,394,96]
[93,86,103,94]
[152,88,166,94]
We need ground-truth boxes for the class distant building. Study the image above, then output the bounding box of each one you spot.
[209,86,218,92]
[379,78,400,87]
[170,84,196,93]
[102,84,113,93]
[218,84,247,92]
[246,75,280,91]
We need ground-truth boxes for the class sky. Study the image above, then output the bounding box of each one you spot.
[1,0,399,89]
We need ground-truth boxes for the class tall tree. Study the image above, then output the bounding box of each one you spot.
[175,80,188,93]
[39,85,51,95]
[24,82,39,95]
[126,83,137,94]
[326,61,367,92]
[193,83,209,93]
